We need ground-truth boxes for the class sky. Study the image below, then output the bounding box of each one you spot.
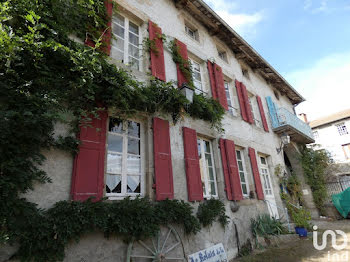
[203,0,350,121]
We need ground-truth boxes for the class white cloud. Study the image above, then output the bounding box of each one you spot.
[304,0,312,10]
[287,52,350,121]
[203,0,264,40]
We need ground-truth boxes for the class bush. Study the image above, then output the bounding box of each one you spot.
[196,199,229,227]
[251,214,288,240]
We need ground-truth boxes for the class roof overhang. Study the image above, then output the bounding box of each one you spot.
[173,0,305,105]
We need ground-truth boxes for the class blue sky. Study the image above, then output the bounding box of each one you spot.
[204,0,350,121]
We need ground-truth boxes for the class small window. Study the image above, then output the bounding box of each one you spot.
[236,149,249,196]
[106,118,143,198]
[111,14,141,70]
[336,123,348,136]
[185,24,199,41]
[197,138,218,198]
[259,156,273,196]
[242,69,249,79]
[218,50,228,63]
[224,81,237,116]
[190,59,205,95]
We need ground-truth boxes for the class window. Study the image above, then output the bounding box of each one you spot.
[106,119,143,198]
[224,81,237,116]
[197,138,218,198]
[242,68,249,79]
[259,156,273,196]
[236,149,249,196]
[111,13,141,70]
[190,59,204,95]
[218,50,228,63]
[185,24,199,41]
[336,123,348,136]
[249,96,262,128]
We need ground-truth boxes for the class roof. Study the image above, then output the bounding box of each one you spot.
[173,0,305,104]
[309,109,350,128]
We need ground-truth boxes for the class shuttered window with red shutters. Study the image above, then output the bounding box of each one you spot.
[241,84,254,124]
[219,139,243,201]
[153,118,174,201]
[207,61,228,110]
[183,127,203,201]
[248,147,264,200]
[85,0,113,55]
[235,80,248,122]
[256,96,269,132]
[148,21,166,81]
[71,111,108,201]
[175,39,190,88]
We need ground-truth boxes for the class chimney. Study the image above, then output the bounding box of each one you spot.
[298,113,308,123]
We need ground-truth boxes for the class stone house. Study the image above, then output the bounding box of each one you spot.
[8,0,315,261]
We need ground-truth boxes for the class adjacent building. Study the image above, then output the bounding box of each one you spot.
[16,0,315,260]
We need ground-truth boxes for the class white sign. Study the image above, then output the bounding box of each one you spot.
[188,243,227,262]
[302,189,309,195]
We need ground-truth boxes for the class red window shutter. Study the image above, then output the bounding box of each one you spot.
[235,80,248,122]
[256,95,269,132]
[213,64,228,110]
[183,127,203,201]
[175,39,189,88]
[149,21,166,81]
[207,61,218,100]
[153,117,174,201]
[85,0,113,55]
[71,111,108,201]
[219,139,232,200]
[241,83,254,124]
[248,147,264,200]
[224,139,243,200]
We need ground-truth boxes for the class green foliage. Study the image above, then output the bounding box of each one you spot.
[196,199,229,227]
[0,1,225,261]
[300,147,331,215]
[238,239,253,257]
[289,206,311,229]
[168,39,194,88]
[251,214,288,240]
[12,198,200,262]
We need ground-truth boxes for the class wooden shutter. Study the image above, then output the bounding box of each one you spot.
[175,39,189,88]
[219,139,232,200]
[84,0,113,55]
[256,96,269,132]
[148,21,166,81]
[248,147,264,200]
[235,80,248,122]
[183,127,203,201]
[266,96,279,128]
[213,64,228,110]
[241,83,254,124]
[224,140,243,200]
[153,118,174,200]
[207,61,218,100]
[71,111,108,201]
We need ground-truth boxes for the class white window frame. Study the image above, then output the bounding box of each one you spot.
[105,119,145,200]
[185,24,199,42]
[336,122,348,136]
[190,59,206,95]
[197,137,218,199]
[248,96,262,128]
[236,149,250,197]
[111,13,142,71]
[259,156,273,196]
[224,81,238,116]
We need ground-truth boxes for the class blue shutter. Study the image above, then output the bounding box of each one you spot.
[266,96,279,129]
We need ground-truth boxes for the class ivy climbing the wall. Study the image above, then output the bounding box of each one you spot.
[0,0,226,261]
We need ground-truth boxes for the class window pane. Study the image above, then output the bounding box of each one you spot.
[238,161,243,171]
[106,174,121,193]
[109,118,123,133]
[205,141,210,153]
[128,44,139,58]
[205,154,212,167]
[111,47,124,62]
[242,184,247,195]
[127,138,140,155]
[129,21,139,34]
[128,56,139,70]
[108,134,123,153]
[197,140,202,158]
[113,24,125,38]
[236,150,241,160]
[208,167,214,180]
[260,157,266,165]
[239,172,245,182]
[129,32,139,46]
[112,37,124,51]
[194,81,202,93]
[127,176,140,193]
[193,71,201,81]
[128,121,140,137]
[115,14,125,27]
[127,155,141,174]
[107,153,122,174]
[209,182,216,196]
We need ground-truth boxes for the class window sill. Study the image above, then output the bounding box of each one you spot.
[106,194,143,201]
[204,195,219,200]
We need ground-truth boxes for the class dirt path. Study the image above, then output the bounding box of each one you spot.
[235,220,350,262]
